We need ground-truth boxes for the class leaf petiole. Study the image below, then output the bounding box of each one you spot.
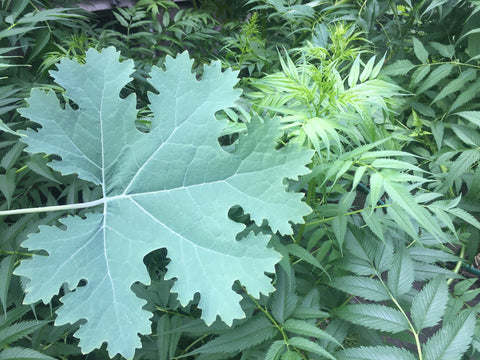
[0,198,104,216]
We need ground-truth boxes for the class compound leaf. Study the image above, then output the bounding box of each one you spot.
[13,47,313,358]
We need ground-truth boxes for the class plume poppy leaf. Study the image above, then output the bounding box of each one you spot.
[13,47,313,359]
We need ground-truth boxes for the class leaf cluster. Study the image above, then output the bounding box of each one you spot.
[2,1,480,360]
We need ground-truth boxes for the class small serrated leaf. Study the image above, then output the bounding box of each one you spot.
[359,56,376,83]
[383,179,442,239]
[387,247,414,297]
[281,349,301,360]
[1,143,24,171]
[423,310,476,360]
[0,169,16,209]
[330,276,390,302]
[0,346,56,360]
[265,340,285,360]
[409,247,458,264]
[437,149,480,193]
[186,315,278,356]
[369,173,383,212]
[413,37,429,63]
[271,268,297,324]
[432,68,476,104]
[416,64,454,94]
[348,55,361,87]
[284,319,341,346]
[0,321,47,348]
[288,337,335,360]
[411,276,448,331]
[335,304,409,333]
[382,59,415,76]
[25,156,60,183]
[337,345,417,360]
[0,256,14,315]
[285,244,328,276]
[456,111,480,127]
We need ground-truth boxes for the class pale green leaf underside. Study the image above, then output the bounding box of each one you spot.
[14,47,313,358]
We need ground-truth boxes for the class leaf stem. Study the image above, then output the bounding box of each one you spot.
[0,198,104,216]
[377,274,423,360]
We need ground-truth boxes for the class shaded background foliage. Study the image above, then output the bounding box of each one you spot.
[1,0,480,359]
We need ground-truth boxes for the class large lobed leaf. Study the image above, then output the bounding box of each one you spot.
[14,47,313,358]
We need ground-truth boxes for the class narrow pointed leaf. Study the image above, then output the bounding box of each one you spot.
[334,304,409,333]
[330,276,390,302]
[271,268,297,324]
[288,337,335,360]
[416,64,454,94]
[0,256,14,315]
[359,56,376,83]
[382,60,415,76]
[337,346,417,360]
[185,315,278,356]
[437,149,480,193]
[423,311,476,360]
[411,276,448,331]
[383,179,441,239]
[265,340,285,360]
[387,247,414,297]
[283,319,341,346]
[348,55,361,87]
[0,346,56,360]
[432,68,476,104]
[413,37,429,63]
[0,321,47,348]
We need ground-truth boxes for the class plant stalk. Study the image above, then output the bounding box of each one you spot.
[0,198,105,216]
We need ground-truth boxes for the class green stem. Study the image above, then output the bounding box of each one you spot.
[0,250,32,257]
[377,275,423,360]
[174,334,209,358]
[391,296,423,360]
[0,198,104,216]
[448,245,466,286]
[306,204,390,226]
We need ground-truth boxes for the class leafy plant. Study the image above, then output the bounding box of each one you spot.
[2,47,314,359]
[3,1,480,359]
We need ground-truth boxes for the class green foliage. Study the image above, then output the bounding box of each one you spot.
[2,1,480,360]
